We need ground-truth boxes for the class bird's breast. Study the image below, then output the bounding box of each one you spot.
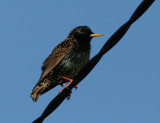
[58,45,90,78]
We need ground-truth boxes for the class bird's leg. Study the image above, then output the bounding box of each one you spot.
[61,84,66,89]
[62,76,78,89]
[59,76,78,99]
[59,76,76,100]
[62,76,73,86]
[59,84,66,93]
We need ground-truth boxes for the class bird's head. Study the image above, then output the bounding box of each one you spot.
[68,26,103,41]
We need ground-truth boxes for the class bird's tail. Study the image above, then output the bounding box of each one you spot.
[30,79,50,102]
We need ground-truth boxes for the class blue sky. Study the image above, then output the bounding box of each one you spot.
[0,0,160,123]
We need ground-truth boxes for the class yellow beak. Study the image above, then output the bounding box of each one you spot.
[90,33,104,37]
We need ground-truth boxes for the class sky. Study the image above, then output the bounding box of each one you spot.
[0,0,160,123]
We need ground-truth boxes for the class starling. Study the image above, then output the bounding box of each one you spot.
[30,26,103,102]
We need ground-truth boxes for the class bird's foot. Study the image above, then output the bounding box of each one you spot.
[59,89,63,93]
[59,84,72,100]
[59,91,71,100]
[75,84,78,90]
[67,93,71,100]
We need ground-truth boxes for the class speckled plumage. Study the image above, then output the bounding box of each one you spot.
[30,26,103,102]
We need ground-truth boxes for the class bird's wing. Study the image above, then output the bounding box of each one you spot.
[39,38,77,82]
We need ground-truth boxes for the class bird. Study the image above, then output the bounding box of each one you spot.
[30,26,103,102]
